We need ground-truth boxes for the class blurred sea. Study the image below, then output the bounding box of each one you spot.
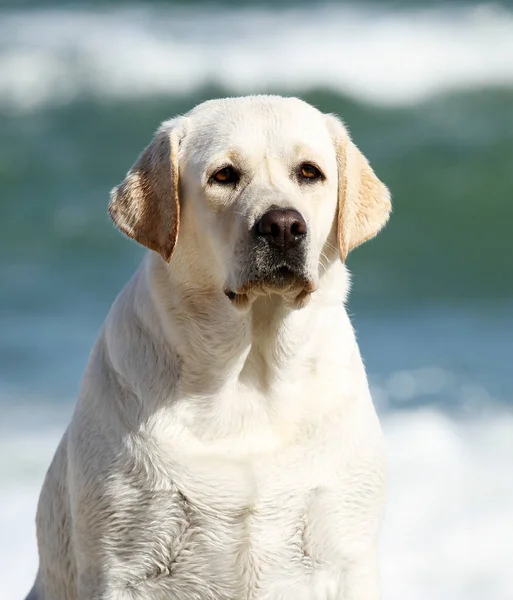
[1,1,512,599]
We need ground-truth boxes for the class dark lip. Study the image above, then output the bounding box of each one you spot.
[268,265,297,283]
[224,264,312,300]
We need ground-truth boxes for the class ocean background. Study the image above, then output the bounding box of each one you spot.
[1,0,512,598]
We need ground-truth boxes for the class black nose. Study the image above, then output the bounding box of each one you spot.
[254,208,307,251]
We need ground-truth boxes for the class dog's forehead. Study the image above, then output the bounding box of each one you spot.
[182,96,334,163]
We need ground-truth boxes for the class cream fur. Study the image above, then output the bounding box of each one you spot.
[27,95,391,600]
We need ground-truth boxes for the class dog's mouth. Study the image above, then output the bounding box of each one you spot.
[225,265,316,309]
[268,265,297,285]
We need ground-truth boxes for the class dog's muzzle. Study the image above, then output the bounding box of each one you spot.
[225,207,315,309]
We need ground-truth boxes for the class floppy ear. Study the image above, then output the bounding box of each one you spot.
[325,114,391,262]
[109,120,184,263]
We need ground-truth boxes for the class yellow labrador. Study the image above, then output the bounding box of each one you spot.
[28,96,391,600]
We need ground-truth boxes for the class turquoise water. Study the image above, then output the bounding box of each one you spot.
[1,2,512,598]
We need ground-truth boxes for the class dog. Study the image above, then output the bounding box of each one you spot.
[27,95,391,600]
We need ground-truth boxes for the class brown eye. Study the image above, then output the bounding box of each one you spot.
[299,163,323,181]
[211,166,239,184]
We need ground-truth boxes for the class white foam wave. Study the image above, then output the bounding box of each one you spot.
[1,399,512,600]
[381,409,513,600]
[0,406,71,598]
[1,3,513,112]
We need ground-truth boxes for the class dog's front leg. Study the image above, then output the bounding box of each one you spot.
[70,484,192,600]
[68,444,192,600]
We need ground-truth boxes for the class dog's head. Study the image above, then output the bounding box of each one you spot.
[109,96,391,308]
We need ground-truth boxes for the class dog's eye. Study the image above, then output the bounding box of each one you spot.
[211,166,239,185]
[298,163,324,181]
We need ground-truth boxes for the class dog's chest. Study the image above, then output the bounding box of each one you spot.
[132,442,350,600]
[128,380,382,598]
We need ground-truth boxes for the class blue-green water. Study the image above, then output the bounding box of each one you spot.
[1,2,512,598]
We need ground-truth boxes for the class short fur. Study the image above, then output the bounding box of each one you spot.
[27,95,391,600]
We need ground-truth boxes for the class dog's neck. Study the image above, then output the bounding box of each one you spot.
[141,252,351,393]
[109,253,359,446]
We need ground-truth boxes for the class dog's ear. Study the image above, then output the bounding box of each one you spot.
[325,114,391,262]
[109,119,185,263]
